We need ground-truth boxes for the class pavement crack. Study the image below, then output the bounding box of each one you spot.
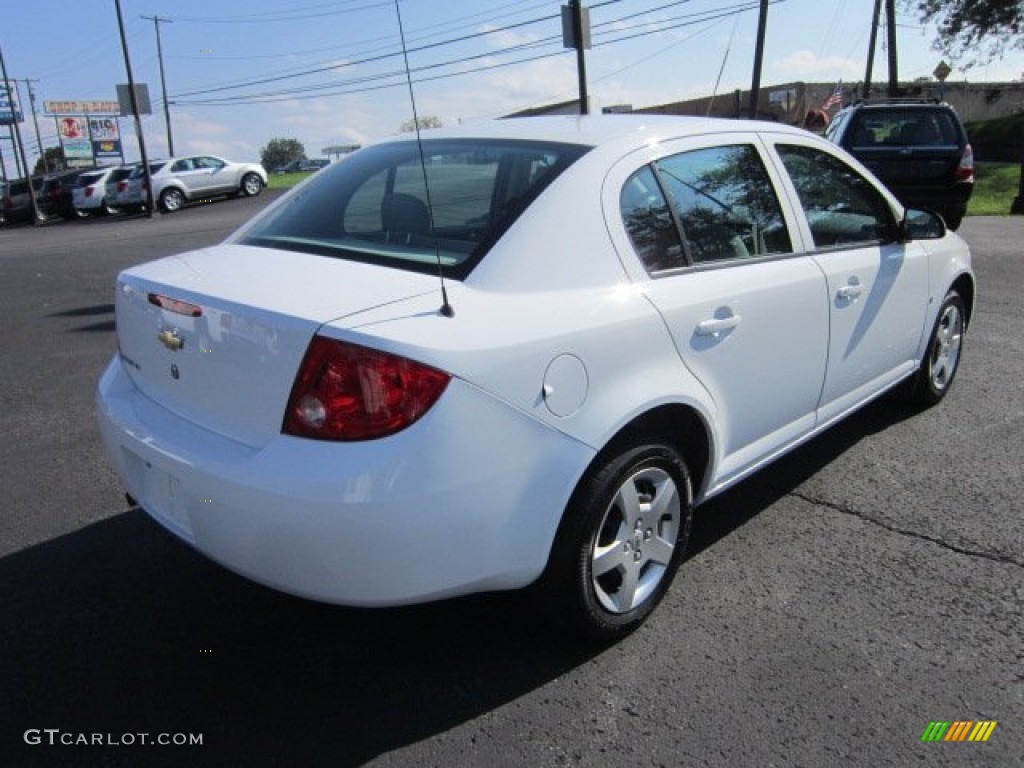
[789,491,1024,568]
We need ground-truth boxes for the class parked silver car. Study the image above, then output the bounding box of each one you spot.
[144,154,268,213]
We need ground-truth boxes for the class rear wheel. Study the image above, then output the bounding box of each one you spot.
[241,173,263,197]
[536,442,692,641]
[909,290,965,406]
[159,188,185,213]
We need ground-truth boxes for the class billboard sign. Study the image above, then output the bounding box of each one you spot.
[88,116,120,141]
[93,140,122,162]
[58,116,86,140]
[62,138,94,161]
[44,100,120,115]
[0,92,23,125]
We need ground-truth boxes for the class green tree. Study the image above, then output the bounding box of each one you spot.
[909,1,1024,64]
[260,137,306,171]
[32,146,66,175]
[399,115,443,133]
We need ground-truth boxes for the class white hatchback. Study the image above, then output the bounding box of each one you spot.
[97,116,973,640]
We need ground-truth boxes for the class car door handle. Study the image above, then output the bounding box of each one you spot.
[837,284,863,299]
[695,315,741,336]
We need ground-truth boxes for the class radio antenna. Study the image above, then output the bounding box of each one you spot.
[394,0,454,318]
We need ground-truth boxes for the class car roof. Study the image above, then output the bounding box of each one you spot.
[376,114,812,151]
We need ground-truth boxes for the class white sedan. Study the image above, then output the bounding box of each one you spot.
[96,116,973,640]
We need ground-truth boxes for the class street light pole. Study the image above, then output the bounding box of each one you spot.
[142,15,174,157]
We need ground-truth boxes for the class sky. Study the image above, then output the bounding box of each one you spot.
[2,0,1022,178]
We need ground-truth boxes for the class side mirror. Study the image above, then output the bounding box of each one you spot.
[901,208,947,241]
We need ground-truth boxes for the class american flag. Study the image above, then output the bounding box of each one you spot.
[822,83,843,111]
[819,83,843,112]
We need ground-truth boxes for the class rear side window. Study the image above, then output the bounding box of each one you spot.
[241,139,588,279]
[620,144,792,272]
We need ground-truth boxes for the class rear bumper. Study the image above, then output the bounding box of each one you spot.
[96,356,592,606]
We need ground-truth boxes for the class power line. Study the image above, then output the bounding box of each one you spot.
[171,10,561,99]
[174,1,772,107]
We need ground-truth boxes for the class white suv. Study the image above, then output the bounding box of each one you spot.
[143,155,268,213]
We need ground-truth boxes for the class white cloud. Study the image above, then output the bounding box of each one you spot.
[774,50,861,80]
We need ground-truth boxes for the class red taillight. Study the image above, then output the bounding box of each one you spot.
[956,143,974,183]
[283,336,450,441]
[85,186,95,197]
[117,181,127,192]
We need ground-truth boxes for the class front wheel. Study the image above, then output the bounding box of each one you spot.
[535,442,693,641]
[241,173,263,197]
[909,290,966,406]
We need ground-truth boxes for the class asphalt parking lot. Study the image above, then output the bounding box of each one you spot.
[1,200,1021,767]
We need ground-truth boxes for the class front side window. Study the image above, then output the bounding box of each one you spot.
[240,139,588,279]
[776,144,896,249]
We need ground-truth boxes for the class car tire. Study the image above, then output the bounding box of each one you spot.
[908,289,965,406]
[241,173,263,197]
[159,188,185,213]
[535,441,693,641]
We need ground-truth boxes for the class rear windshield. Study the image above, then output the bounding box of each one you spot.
[239,138,588,279]
[848,108,962,148]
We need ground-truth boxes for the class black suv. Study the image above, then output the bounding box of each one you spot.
[38,168,95,220]
[825,99,973,229]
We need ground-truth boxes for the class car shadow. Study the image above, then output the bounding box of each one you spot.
[48,304,117,334]
[688,392,920,558]
[2,394,919,767]
[1,509,597,767]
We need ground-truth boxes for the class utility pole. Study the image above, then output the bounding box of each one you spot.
[0,44,41,222]
[748,0,769,119]
[23,78,46,172]
[885,0,899,97]
[863,0,882,99]
[142,15,174,156]
[114,0,154,217]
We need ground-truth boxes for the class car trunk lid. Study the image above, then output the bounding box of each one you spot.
[115,243,439,446]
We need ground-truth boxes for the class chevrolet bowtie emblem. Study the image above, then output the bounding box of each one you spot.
[157,328,185,351]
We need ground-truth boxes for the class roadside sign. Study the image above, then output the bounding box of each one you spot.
[0,93,23,125]
[44,100,120,115]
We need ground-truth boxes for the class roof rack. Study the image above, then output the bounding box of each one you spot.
[852,96,944,106]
